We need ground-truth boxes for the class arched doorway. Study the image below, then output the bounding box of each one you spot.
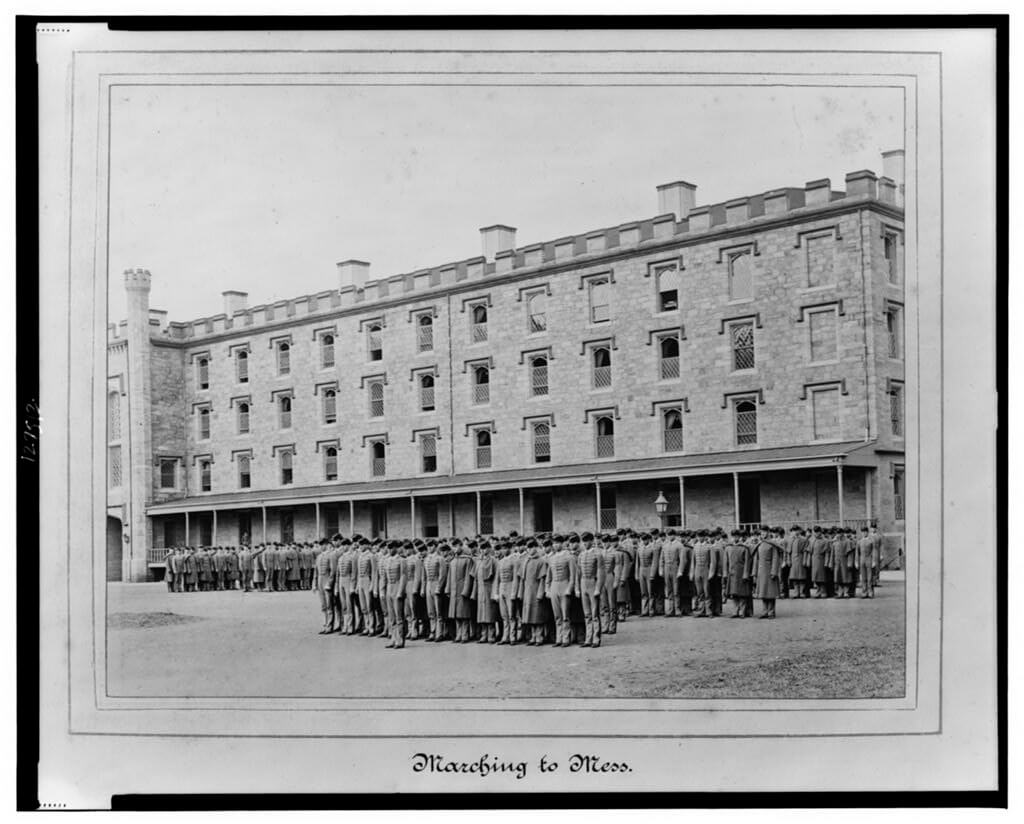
[106,516,123,582]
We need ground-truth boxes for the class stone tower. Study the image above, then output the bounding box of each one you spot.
[123,268,153,581]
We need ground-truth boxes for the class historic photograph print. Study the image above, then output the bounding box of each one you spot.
[102,70,909,703]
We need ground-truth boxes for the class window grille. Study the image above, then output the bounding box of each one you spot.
[323,390,337,425]
[371,442,386,477]
[108,446,122,488]
[369,381,384,418]
[599,487,618,530]
[589,278,610,323]
[367,325,383,361]
[280,451,293,485]
[277,342,290,375]
[321,334,335,368]
[533,422,551,463]
[236,350,249,383]
[475,429,492,469]
[420,375,435,411]
[198,407,210,440]
[324,447,338,481]
[894,467,905,520]
[473,366,490,404]
[279,395,292,429]
[237,402,250,434]
[890,385,904,437]
[592,347,612,388]
[160,459,176,489]
[200,459,212,492]
[471,305,488,342]
[107,392,120,441]
[595,417,615,458]
[421,434,437,473]
[417,316,434,352]
[530,357,548,396]
[663,409,683,452]
[479,494,494,535]
[884,233,900,283]
[527,292,547,333]
[659,336,680,380]
[238,455,251,489]
[731,322,755,370]
[735,399,758,445]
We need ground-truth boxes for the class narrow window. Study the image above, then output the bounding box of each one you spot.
[811,387,841,441]
[367,324,383,361]
[884,231,901,284]
[277,342,290,376]
[371,441,386,477]
[321,334,335,369]
[197,357,210,390]
[417,315,434,352]
[734,398,758,446]
[588,277,610,323]
[728,251,753,301]
[886,305,902,359]
[107,391,121,441]
[530,356,548,397]
[159,458,177,489]
[592,347,612,389]
[663,408,683,452]
[199,459,212,492]
[656,264,680,312]
[595,416,615,458]
[889,383,904,437]
[279,395,292,429]
[420,433,437,473]
[108,446,122,489]
[237,402,250,434]
[280,510,294,543]
[324,446,338,482]
[527,291,547,333]
[471,304,488,343]
[893,465,905,520]
[280,451,293,485]
[236,349,249,383]
[731,321,755,371]
[419,374,435,412]
[533,422,551,464]
[479,494,494,535]
[475,429,492,469]
[421,502,440,538]
[198,407,211,440]
[659,335,680,380]
[599,486,618,530]
[238,455,251,489]
[368,380,384,418]
[472,365,490,405]
[322,389,337,425]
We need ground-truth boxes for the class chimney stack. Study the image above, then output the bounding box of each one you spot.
[479,225,517,261]
[337,259,371,290]
[881,149,905,207]
[222,290,248,316]
[656,180,698,219]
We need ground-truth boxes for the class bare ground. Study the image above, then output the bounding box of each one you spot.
[107,573,905,699]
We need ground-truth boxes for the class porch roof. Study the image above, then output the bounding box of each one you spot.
[146,440,886,515]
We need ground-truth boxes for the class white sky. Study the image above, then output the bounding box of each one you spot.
[108,83,903,323]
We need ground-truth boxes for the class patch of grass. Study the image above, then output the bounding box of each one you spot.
[109,611,204,630]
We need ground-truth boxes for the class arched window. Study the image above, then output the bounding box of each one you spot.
[472,365,490,404]
[728,251,753,301]
[471,304,488,342]
[198,407,211,440]
[322,389,337,424]
[321,334,335,369]
[656,264,680,312]
[197,357,210,390]
[588,277,610,323]
[595,416,615,458]
[734,399,758,445]
[236,349,249,383]
[530,356,548,396]
[280,450,293,485]
[419,374,435,411]
[532,422,551,464]
[368,380,384,417]
[527,292,547,333]
[475,428,492,469]
[237,455,251,489]
[371,441,386,477]
[324,446,338,481]
[199,459,212,492]
[592,347,612,388]
[417,314,434,352]
[367,324,383,361]
[659,335,680,380]
[279,395,292,429]
[277,342,291,375]
[663,408,683,452]
[420,433,437,473]
[237,401,250,434]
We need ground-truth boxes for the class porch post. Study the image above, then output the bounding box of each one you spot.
[349,499,355,535]
[518,487,525,534]
[475,490,482,534]
[212,510,217,544]
[184,511,190,545]
[261,505,267,542]
[865,468,873,523]
[449,497,456,537]
[410,495,417,538]
[733,472,741,529]
[678,475,686,528]
[595,481,602,531]
[315,501,321,539]
[837,463,845,527]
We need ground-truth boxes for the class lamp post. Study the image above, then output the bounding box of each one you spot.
[654,491,668,529]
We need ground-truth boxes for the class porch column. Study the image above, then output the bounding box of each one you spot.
[678,476,686,528]
[595,481,602,531]
[349,500,355,535]
[518,488,525,535]
[837,463,845,527]
[475,490,482,534]
[212,510,218,544]
[261,505,267,543]
[733,472,740,529]
[449,497,456,537]
[315,501,321,539]
[865,468,873,523]
[184,511,190,545]
[410,495,417,538]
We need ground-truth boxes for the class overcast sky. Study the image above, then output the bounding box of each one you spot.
[108,83,903,323]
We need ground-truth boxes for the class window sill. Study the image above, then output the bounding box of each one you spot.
[729,368,757,376]
[418,408,436,415]
[726,297,755,306]
[808,359,841,367]
[797,285,837,294]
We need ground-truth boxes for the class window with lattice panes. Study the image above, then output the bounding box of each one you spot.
[419,374,436,411]
[420,433,437,473]
[811,387,841,440]
[276,342,291,376]
[320,334,335,369]
[237,401,250,434]
[884,231,901,284]
[734,398,758,445]
[727,251,753,301]
[235,349,249,383]
[417,314,434,352]
[526,291,547,333]
[472,365,490,405]
[532,421,551,463]
[470,304,488,343]
[197,357,210,390]
[197,407,211,440]
[730,321,755,371]
[367,324,383,361]
[530,355,548,396]
[595,416,615,458]
[889,382,904,437]
[592,347,612,389]
[199,458,212,492]
[475,429,492,469]
[658,335,680,380]
[662,408,683,452]
[599,486,618,530]
[370,441,387,477]
[279,451,293,485]
[808,309,838,363]
[238,455,251,489]
[160,458,177,489]
[368,380,385,418]
[278,395,292,429]
[107,391,121,441]
[324,447,338,481]
[322,389,337,425]
[885,305,903,359]
[655,264,680,312]
[108,445,122,489]
[588,277,610,323]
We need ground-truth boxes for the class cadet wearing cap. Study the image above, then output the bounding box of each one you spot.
[723,531,752,618]
[447,542,475,643]
[600,533,620,634]
[636,534,657,617]
[546,535,576,647]
[659,530,681,617]
[690,531,717,618]
[577,532,605,648]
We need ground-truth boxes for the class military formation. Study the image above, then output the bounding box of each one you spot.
[159,524,884,649]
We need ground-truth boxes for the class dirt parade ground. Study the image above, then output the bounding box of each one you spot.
[107,572,905,699]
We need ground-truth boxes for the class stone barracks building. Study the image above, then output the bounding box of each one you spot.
[106,152,907,582]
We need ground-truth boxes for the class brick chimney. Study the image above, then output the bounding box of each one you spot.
[479,225,516,261]
[656,180,697,219]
